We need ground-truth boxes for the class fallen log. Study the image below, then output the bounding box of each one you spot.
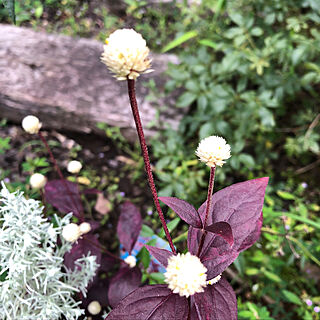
[0,25,182,141]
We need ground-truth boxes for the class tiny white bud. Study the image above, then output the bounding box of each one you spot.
[124,255,137,268]
[30,173,47,189]
[87,301,102,315]
[62,223,81,242]
[79,222,91,235]
[67,160,82,174]
[196,135,231,168]
[101,29,152,80]
[22,115,42,134]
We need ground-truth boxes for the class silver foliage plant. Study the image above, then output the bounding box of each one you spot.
[0,183,99,320]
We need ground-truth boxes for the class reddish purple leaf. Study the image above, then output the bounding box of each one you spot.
[205,222,234,246]
[82,219,100,233]
[100,254,119,273]
[64,234,102,271]
[238,212,263,252]
[117,201,142,253]
[108,267,142,308]
[44,180,83,218]
[201,247,239,279]
[159,197,202,228]
[190,278,237,320]
[106,285,189,320]
[198,177,268,251]
[145,245,174,267]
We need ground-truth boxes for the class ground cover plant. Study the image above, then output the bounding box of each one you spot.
[0,1,320,319]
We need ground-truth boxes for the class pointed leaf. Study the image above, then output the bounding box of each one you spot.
[238,212,263,251]
[201,247,239,279]
[145,245,174,267]
[117,201,142,253]
[108,267,142,308]
[44,180,83,218]
[159,197,202,228]
[64,234,102,271]
[198,177,268,251]
[191,278,237,320]
[205,222,233,246]
[106,285,189,320]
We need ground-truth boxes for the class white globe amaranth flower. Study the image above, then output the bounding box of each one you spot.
[196,135,231,167]
[22,115,42,134]
[79,222,91,235]
[67,160,83,174]
[30,173,47,189]
[124,255,137,268]
[207,274,221,285]
[88,300,102,315]
[62,223,81,242]
[164,252,207,297]
[101,28,152,80]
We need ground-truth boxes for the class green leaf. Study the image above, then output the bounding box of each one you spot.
[198,39,217,49]
[238,154,255,167]
[2,0,15,24]
[264,208,320,230]
[137,247,150,269]
[282,290,302,305]
[140,224,154,237]
[162,31,198,53]
[264,270,282,283]
[251,27,263,36]
[277,190,295,200]
[158,217,180,239]
[177,92,197,107]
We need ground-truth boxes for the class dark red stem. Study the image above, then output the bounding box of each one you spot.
[38,131,85,222]
[38,131,64,181]
[197,166,216,257]
[127,79,176,254]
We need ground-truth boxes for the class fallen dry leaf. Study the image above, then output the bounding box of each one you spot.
[95,193,111,215]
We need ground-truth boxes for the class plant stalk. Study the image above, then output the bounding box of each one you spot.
[127,79,176,254]
[197,166,216,257]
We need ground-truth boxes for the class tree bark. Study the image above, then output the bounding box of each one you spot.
[0,25,183,141]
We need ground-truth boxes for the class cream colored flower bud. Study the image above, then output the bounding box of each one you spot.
[124,255,137,268]
[196,135,231,167]
[87,301,102,315]
[30,173,47,189]
[164,252,207,297]
[101,28,152,80]
[22,115,42,134]
[79,222,91,235]
[67,160,82,174]
[62,223,81,242]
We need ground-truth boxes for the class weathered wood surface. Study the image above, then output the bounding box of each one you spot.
[0,25,182,140]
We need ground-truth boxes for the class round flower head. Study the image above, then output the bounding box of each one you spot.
[79,222,91,235]
[67,160,82,174]
[22,115,42,134]
[101,29,152,80]
[164,252,207,297]
[196,135,231,167]
[30,173,47,189]
[124,255,137,268]
[87,301,102,315]
[62,223,81,243]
